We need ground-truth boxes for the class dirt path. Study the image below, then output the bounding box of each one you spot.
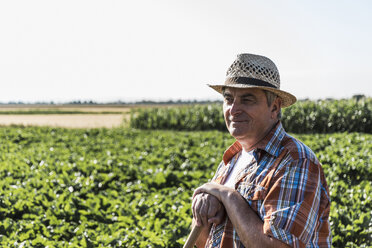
[0,114,125,128]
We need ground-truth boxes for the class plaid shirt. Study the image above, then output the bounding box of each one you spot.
[206,122,331,248]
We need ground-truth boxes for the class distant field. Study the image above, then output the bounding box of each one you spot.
[0,105,134,128]
[0,114,125,128]
[0,104,133,114]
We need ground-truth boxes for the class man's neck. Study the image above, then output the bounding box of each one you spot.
[238,121,278,152]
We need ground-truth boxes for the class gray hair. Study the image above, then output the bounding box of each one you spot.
[264,90,282,119]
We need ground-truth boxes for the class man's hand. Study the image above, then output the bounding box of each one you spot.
[192,183,291,248]
[192,192,225,227]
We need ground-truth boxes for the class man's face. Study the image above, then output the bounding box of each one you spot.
[223,87,277,143]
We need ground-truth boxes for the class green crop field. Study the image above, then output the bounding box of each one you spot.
[0,125,370,247]
[130,98,372,133]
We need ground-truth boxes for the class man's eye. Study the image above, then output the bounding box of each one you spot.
[225,97,233,103]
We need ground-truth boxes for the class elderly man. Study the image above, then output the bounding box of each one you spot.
[191,54,331,247]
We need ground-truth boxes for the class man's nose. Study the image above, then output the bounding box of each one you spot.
[230,100,242,116]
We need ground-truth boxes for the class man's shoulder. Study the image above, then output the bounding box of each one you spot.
[280,133,319,165]
[276,133,330,199]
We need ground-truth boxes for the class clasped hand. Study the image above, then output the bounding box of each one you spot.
[192,182,230,227]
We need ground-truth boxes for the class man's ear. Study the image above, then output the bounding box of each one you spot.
[271,97,282,119]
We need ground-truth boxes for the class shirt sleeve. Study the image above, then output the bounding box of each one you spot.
[261,157,328,247]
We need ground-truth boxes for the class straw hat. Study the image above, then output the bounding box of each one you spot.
[208,53,296,107]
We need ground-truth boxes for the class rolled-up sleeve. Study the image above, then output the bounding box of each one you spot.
[261,158,330,247]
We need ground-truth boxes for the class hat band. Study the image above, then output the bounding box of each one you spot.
[225,77,277,89]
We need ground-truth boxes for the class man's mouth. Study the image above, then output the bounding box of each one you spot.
[230,119,247,122]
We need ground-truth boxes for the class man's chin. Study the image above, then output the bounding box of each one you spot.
[228,128,250,139]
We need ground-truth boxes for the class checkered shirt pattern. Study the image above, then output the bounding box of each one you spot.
[205,122,331,248]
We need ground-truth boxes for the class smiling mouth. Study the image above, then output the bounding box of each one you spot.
[230,121,248,126]
[230,120,247,123]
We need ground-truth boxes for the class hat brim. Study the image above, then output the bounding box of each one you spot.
[208,83,296,108]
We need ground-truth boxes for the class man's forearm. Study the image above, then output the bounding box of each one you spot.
[221,190,291,248]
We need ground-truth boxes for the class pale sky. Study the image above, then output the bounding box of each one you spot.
[0,0,371,103]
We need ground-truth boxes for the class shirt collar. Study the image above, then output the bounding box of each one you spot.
[222,121,286,165]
